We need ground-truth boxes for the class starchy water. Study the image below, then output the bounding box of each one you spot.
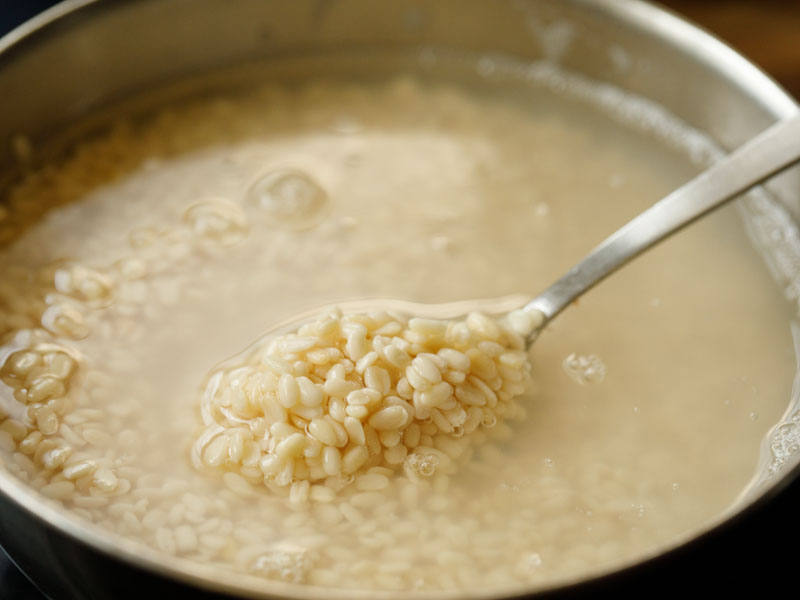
[0,54,796,595]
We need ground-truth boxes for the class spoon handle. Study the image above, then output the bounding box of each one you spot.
[524,110,800,338]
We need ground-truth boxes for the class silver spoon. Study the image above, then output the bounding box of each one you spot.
[265,112,800,343]
[521,110,800,345]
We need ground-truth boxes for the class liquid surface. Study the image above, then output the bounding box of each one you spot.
[0,61,796,596]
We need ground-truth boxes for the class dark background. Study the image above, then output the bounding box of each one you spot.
[1,1,799,599]
[665,0,800,98]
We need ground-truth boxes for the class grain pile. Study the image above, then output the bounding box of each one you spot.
[193,308,538,500]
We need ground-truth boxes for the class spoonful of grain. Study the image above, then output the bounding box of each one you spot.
[192,112,800,501]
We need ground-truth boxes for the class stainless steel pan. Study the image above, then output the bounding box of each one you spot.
[1,1,798,598]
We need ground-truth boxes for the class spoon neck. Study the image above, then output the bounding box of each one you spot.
[523,110,800,345]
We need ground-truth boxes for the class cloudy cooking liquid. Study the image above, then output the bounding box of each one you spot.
[0,53,796,594]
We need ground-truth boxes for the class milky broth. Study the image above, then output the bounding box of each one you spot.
[0,58,795,595]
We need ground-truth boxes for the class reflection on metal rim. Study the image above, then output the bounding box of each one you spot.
[0,0,798,598]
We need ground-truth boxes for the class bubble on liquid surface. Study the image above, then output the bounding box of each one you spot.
[249,544,311,584]
[53,262,115,307]
[183,197,248,246]
[519,552,543,571]
[768,414,800,475]
[562,353,606,385]
[247,169,328,230]
[403,452,440,479]
[41,302,90,340]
